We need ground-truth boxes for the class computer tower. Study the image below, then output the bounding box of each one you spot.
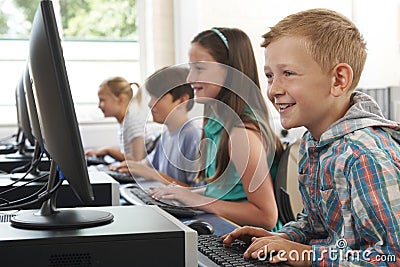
[0,171,120,208]
[0,205,198,266]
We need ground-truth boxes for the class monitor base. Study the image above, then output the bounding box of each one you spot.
[5,152,33,160]
[9,171,49,182]
[10,209,114,230]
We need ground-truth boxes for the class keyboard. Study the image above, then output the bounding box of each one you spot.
[120,183,197,218]
[0,214,15,223]
[198,234,277,267]
[93,165,135,183]
[86,155,109,166]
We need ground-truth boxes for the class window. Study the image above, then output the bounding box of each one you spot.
[0,0,139,125]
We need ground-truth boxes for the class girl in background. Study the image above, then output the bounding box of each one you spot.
[85,76,146,162]
[150,28,283,230]
[111,66,201,187]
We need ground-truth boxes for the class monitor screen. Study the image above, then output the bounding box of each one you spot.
[9,0,113,229]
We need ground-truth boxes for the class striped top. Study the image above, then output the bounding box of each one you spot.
[278,92,400,266]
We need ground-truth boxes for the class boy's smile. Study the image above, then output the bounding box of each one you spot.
[264,36,336,140]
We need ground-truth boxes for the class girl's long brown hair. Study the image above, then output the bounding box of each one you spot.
[193,27,283,183]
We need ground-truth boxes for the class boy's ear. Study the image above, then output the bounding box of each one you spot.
[330,63,353,97]
[176,93,190,108]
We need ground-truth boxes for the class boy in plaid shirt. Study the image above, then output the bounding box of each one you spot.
[223,8,400,266]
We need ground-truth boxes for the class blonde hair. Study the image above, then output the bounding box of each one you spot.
[100,76,142,106]
[261,8,367,91]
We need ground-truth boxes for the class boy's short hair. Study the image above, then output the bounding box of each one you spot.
[261,8,367,91]
[145,66,194,111]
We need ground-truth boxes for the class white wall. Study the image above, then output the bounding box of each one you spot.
[3,1,400,147]
[173,0,400,139]
[174,0,400,87]
[353,0,400,88]
[173,0,350,139]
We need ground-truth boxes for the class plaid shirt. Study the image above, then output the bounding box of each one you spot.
[278,92,400,266]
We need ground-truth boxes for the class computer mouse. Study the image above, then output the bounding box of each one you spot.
[183,219,214,235]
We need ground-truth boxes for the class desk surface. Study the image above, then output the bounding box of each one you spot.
[118,179,238,237]
[0,205,197,267]
[0,154,50,173]
[184,212,237,236]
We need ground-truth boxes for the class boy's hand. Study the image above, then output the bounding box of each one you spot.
[222,226,273,246]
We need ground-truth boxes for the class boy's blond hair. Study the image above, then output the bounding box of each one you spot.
[261,8,367,91]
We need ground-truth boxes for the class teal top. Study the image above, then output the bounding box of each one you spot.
[203,114,282,231]
[203,116,246,201]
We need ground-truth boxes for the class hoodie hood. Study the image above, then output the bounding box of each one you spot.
[308,91,400,147]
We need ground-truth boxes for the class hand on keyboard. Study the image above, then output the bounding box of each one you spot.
[92,164,135,183]
[120,184,197,218]
[198,235,275,267]
[86,155,108,166]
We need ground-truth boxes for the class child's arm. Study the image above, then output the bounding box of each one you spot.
[125,159,190,187]
[85,146,124,161]
[198,126,279,229]
[324,152,400,266]
[148,126,280,228]
[105,147,125,161]
[126,136,145,161]
[308,151,400,266]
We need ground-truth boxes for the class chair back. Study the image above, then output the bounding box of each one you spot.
[274,139,298,225]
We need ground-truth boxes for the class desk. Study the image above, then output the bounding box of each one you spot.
[117,179,291,267]
[0,154,50,173]
[182,213,237,237]
[118,179,238,236]
[0,205,196,267]
[120,195,236,237]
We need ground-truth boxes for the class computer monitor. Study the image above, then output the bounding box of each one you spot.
[16,74,35,146]
[23,65,44,149]
[9,0,113,229]
[17,74,35,145]
[4,74,35,160]
[8,65,49,180]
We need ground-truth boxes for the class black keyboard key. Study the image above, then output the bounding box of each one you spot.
[198,235,277,267]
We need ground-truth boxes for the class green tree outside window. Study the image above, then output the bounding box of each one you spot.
[1,0,137,39]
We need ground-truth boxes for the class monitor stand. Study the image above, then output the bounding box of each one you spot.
[4,135,34,160]
[4,151,33,160]
[10,161,114,230]
[9,142,48,182]
[0,144,18,154]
